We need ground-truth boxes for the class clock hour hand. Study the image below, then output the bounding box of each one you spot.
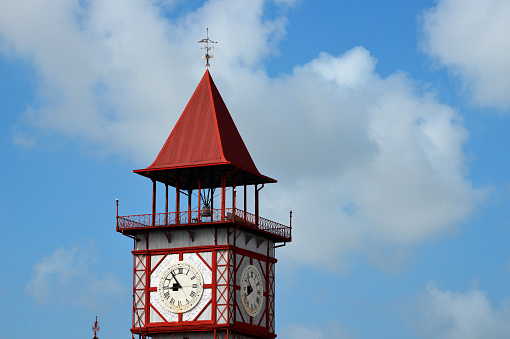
[246,278,254,296]
[170,271,182,291]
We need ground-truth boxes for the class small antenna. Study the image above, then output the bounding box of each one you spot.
[197,28,217,68]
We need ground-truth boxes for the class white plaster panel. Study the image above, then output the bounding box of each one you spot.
[149,305,164,323]
[150,254,179,288]
[135,233,146,251]
[236,306,243,324]
[195,300,212,321]
[216,228,228,245]
[147,229,220,250]
[236,253,246,271]
[182,288,212,321]
[234,229,270,256]
[255,258,267,277]
[183,252,212,284]
[183,288,212,321]
[150,254,163,271]
[199,251,212,268]
[150,291,178,322]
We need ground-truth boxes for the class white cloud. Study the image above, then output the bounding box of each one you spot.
[26,243,127,311]
[413,284,510,339]
[421,0,510,109]
[0,0,482,271]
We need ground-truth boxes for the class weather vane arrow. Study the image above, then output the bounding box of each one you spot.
[198,28,217,68]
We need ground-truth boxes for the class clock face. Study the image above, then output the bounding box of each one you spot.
[158,261,204,313]
[240,264,264,317]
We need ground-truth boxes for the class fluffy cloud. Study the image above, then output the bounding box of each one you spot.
[413,284,510,339]
[421,0,510,109]
[0,0,482,271]
[254,48,481,270]
[26,244,127,311]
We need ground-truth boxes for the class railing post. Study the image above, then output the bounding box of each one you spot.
[116,199,119,231]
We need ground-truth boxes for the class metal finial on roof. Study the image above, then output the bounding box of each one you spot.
[197,28,217,68]
[92,316,100,339]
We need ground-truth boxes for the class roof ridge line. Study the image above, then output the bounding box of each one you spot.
[207,70,229,165]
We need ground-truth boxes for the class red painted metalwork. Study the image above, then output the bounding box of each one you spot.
[134,71,273,181]
[133,71,275,190]
[92,316,100,339]
[119,70,291,339]
[117,208,291,242]
[133,254,147,331]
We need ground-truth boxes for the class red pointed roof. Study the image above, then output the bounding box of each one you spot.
[134,70,275,189]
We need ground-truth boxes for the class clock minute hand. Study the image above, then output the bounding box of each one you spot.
[170,271,182,289]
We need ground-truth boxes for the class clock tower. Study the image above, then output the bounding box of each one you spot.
[116,70,292,339]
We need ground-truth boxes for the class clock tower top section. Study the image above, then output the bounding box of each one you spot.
[134,70,276,190]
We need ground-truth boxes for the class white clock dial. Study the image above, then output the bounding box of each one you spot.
[240,264,264,317]
[158,261,204,313]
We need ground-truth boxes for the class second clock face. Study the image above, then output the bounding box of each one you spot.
[240,264,264,317]
[158,261,204,313]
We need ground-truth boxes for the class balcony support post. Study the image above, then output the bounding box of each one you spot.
[232,180,236,211]
[176,178,180,224]
[244,185,247,221]
[255,184,259,227]
[198,177,201,223]
[165,184,168,225]
[152,178,156,227]
[188,189,192,224]
[221,176,226,221]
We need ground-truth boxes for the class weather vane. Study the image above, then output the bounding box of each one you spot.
[92,316,100,339]
[197,28,217,68]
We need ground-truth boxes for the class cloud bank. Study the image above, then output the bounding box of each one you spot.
[413,284,510,339]
[421,0,510,109]
[0,0,482,270]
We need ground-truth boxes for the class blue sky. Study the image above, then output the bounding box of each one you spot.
[1,0,510,338]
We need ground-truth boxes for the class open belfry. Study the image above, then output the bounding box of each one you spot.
[116,32,292,339]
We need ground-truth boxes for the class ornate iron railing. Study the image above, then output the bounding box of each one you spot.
[117,208,291,241]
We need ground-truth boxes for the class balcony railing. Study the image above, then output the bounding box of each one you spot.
[117,208,291,241]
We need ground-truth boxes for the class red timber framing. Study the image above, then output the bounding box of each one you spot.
[119,70,290,339]
[129,240,277,339]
